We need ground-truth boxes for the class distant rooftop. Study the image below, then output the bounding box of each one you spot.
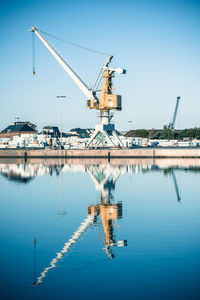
[41,126,60,137]
[68,128,94,138]
[11,121,37,130]
[43,126,60,131]
[2,121,37,134]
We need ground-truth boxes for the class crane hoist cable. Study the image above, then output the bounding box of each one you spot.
[38,28,112,57]
[31,28,112,87]
[92,67,104,92]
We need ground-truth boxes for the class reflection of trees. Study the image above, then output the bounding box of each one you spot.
[141,166,200,175]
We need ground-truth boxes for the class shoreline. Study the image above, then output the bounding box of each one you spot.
[0,147,200,159]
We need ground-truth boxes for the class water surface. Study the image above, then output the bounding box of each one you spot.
[0,158,200,300]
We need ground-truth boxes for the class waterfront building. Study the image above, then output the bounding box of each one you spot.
[0,121,37,138]
[67,128,94,138]
[41,126,60,137]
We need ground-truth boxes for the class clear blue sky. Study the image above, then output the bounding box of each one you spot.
[1,0,200,131]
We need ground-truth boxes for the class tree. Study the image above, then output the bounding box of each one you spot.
[161,125,173,140]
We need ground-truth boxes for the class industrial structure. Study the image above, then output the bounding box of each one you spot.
[168,96,181,130]
[31,27,126,148]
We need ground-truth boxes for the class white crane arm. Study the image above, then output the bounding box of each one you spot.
[31,27,95,100]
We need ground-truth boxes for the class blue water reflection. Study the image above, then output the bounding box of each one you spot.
[0,158,200,300]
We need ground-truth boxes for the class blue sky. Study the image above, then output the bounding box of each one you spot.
[1,0,200,131]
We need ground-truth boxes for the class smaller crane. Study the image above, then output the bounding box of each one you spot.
[168,96,181,130]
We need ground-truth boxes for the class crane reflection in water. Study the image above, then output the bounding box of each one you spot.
[33,163,127,285]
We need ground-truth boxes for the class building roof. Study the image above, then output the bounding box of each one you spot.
[2,123,37,133]
[43,126,60,131]
[69,128,93,138]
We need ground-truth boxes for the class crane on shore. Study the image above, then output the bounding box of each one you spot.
[168,96,181,130]
[31,27,126,148]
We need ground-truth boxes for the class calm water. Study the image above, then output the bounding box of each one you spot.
[0,158,200,300]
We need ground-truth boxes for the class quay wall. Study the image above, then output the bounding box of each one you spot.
[0,148,200,158]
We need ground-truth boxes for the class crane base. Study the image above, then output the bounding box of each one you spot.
[87,124,124,148]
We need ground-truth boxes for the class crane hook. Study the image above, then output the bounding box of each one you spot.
[32,31,35,76]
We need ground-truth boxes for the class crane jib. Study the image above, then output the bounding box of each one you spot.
[31,27,96,101]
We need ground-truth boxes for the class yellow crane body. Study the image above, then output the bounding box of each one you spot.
[87,69,122,111]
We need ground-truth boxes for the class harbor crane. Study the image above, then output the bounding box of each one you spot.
[31,27,126,147]
[168,96,181,130]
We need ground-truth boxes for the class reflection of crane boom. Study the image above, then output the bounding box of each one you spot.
[172,171,181,202]
[35,215,94,285]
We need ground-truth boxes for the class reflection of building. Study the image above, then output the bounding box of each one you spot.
[0,163,62,183]
[1,159,200,185]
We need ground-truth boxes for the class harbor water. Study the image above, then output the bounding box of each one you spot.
[0,158,200,299]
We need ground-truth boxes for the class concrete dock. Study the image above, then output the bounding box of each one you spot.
[0,147,200,158]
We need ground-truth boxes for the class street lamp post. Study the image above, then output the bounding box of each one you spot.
[14,117,20,123]
[58,167,66,216]
[128,120,133,132]
[56,96,66,149]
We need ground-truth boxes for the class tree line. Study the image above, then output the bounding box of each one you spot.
[125,127,200,140]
